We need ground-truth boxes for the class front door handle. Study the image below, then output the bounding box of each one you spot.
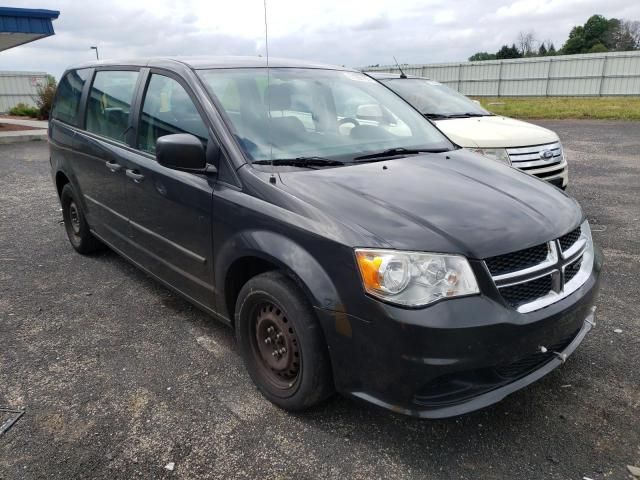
[106,160,122,173]
[125,169,145,183]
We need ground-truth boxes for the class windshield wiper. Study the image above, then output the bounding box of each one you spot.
[252,156,346,169]
[354,147,449,161]
[447,112,486,118]
[423,113,452,119]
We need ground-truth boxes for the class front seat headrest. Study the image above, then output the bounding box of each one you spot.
[264,83,292,111]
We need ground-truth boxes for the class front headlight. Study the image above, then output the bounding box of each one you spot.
[469,148,511,165]
[355,249,479,307]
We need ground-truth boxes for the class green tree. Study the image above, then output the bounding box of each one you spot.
[547,43,557,55]
[496,44,522,59]
[562,25,586,54]
[560,14,640,54]
[538,43,548,56]
[604,18,622,49]
[468,52,496,61]
[583,14,611,49]
[588,43,608,53]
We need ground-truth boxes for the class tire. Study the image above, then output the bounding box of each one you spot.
[60,184,103,254]
[235,271,334,411]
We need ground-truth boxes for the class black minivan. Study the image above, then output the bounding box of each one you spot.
[49,57,601,418]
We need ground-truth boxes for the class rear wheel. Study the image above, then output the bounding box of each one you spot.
[60,184,103,254]
[235,271,334,410]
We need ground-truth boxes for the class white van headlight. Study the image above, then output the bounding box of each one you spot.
[355,249,479,307]
[469,148,511,165]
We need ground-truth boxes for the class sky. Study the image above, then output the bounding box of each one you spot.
[2,0,640,79]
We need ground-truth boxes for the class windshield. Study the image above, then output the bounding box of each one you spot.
[380,78,491,117]
[197,68,453,163]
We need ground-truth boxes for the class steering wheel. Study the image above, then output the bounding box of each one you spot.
[338,117,360,128]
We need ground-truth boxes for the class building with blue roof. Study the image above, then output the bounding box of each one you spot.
[0,6,59,51]
[0,7,59,113]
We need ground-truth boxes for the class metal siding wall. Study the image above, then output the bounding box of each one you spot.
[0,72,47,112]
[365,51,640,96]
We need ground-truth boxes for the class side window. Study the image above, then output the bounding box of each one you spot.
[85,70,139,143]
[51,69,90,126]
[138,74,208,154]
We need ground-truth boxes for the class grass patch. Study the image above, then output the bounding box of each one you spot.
[473,97,640,121]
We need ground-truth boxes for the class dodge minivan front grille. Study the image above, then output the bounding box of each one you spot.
[485,243,549,277]
[485,224,592,313]
[559,226,581,252]
[500,274,553,308]
[564,256,582,283]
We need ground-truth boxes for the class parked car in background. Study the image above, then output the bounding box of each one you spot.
[367,72,569,189]
[49,57,599,418]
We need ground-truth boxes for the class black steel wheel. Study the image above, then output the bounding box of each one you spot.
[60,184,103,254]
[251,301,301,390]
[235,271,334,410]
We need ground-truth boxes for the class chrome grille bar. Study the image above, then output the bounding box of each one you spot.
[507,142,567,183]
[485,224,593,313]
[507,142,561,156]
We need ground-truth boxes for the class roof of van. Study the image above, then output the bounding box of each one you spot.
[69,56,357,72]
[365,71,430,80]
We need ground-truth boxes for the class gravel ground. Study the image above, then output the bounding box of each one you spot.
[1,121,639,480]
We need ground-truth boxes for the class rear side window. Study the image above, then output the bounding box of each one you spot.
[137,74,208,154]
[86,70,139,143]
[51,69,90,126]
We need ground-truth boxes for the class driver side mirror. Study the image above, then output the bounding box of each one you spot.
[156,133,211,172]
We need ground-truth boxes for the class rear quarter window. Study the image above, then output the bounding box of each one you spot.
[51,69,91,126]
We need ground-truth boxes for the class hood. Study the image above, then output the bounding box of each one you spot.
[277,150,582,259]
[434,115,558,148]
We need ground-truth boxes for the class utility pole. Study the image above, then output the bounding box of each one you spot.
[90,46,99,60]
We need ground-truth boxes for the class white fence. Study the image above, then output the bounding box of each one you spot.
[0,71,48,113]
[365,50,640,96]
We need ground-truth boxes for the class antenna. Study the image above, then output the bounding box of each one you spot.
[393,56,407,79]
[263,0,276,184]
[263,0,270,65]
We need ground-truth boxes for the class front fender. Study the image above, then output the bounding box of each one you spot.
[215,230,343,316]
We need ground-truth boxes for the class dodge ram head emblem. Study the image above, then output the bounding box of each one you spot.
[540,149,554,160]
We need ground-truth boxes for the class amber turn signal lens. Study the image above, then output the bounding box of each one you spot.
[356,252,383,290]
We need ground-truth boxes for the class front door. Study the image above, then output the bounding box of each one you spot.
[123,72,216,310]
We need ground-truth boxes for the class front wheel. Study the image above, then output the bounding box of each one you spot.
[235,271,334,411]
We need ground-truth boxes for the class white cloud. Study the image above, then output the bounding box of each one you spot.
[434,10,456,25]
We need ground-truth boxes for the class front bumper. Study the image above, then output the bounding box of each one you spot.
[518,159,569,189]
[316,252,601,418]
[354,308,594,418]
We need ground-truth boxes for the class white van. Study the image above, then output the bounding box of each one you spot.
[368,72,568,189]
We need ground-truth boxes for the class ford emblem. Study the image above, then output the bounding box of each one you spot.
[540,149,554,160]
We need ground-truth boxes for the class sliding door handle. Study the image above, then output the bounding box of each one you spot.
[106,160,122,173]
[125,169,145,183]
